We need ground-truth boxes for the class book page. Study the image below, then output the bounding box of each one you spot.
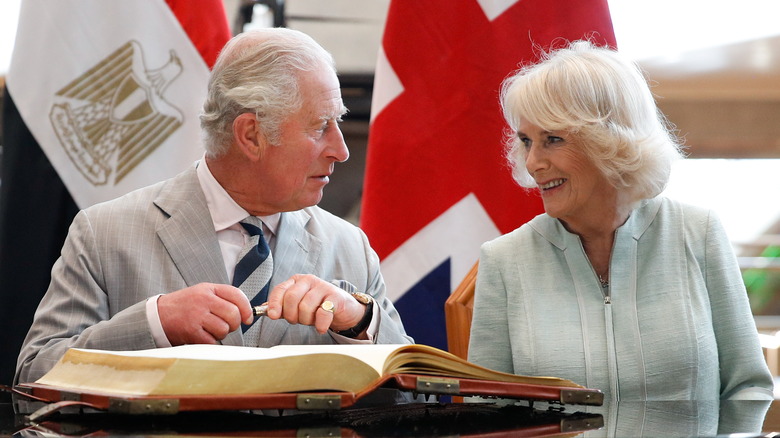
[43,345,389,395]
[72,345,315,361]
[41,344,585,397]
[71,344,409,376]
[268,344,408,375]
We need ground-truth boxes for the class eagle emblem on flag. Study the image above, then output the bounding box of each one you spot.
[49,40,184,186]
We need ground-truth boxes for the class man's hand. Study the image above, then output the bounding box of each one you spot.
[157,283,254,345]
[265,274,367,336]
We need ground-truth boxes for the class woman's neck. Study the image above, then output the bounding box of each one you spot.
[560,198,633,280]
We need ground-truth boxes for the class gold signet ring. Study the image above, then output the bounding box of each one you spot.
[320,300,335,313]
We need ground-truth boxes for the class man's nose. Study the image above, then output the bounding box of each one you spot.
[328,125,349,162]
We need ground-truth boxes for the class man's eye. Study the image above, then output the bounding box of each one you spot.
[319,118,338,133]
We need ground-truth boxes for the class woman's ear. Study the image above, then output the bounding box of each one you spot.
[233,113,265,161]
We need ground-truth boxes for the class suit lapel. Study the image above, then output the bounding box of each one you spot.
[154,168,245,346]
[154,167,228,287]
[272,209,320,283]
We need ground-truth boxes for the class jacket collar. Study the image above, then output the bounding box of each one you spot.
[529,197,664,249]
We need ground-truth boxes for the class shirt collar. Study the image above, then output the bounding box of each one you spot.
[196,156,280,236]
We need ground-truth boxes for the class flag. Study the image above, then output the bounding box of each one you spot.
[0,0,230,387]
[361,0,616,350]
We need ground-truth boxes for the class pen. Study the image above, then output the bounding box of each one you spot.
[252,303,269,317]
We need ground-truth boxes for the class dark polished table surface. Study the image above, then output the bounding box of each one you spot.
[2,396,780,437]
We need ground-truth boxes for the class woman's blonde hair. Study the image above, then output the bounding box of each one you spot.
[501,40,685,202]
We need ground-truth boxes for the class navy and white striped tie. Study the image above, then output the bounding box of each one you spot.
[232,216,273,345]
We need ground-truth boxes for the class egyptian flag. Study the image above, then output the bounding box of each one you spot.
[0,0,230,387]
[361,0,616,350]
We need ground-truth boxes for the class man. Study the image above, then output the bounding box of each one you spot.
[16,28,412,384]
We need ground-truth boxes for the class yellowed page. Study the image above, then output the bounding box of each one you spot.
[152,353,379,395]
[36,355,173,395]
[37,346,385,395]
[73,344,314,360]
[70,344,408,371]
[383,344,582,387]
[268,344,408,375]
[36,344,582,397]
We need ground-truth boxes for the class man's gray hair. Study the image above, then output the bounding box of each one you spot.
[200,28,336,156]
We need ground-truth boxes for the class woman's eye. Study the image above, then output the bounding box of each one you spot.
[546,136,564,146]
[520,137,531,148]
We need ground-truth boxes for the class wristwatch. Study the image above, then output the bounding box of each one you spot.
[335,291,374,338]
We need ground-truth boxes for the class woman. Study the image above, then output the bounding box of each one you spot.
[467,40,773,400]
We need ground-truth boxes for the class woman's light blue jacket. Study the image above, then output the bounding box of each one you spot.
[468,196,774,400]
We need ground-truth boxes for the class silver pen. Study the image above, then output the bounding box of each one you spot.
[252,303,269,317]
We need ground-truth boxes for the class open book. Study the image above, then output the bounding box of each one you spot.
[35,344,582,397]
[18,343,603,416]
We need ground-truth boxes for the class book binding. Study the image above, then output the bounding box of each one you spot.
[14,373,603,420]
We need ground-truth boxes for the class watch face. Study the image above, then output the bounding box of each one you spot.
[352,292,373,305]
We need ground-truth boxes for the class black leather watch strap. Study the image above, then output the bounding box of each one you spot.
[335,301,374,338]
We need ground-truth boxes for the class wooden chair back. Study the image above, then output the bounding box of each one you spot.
[444,261,478,360]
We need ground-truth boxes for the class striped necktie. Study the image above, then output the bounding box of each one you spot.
[232,216,273,344]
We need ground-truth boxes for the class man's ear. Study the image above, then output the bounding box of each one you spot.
[233,113,265,161]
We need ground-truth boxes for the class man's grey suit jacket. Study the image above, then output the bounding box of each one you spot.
[16,165,411,383]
